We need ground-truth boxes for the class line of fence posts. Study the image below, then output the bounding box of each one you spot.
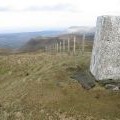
[44,33,86,55]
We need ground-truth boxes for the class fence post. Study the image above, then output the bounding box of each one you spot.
[55,44,57,54]
[57,43,59,53]
[60,42,62,53]
[68,37,70,53]
[63,40,65,53]
[82,33,85,53]
[73,35,76,55]
[52,44,54,54]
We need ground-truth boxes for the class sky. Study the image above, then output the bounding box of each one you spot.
[0,0,120,33]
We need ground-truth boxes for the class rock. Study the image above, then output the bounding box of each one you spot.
[90,16,120,81]
[71,71,96,90]
[105,84,120,91]
[105,84,116,89]
[113,86,120,91]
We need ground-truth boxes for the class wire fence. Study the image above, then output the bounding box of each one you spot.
[43,34,93,56]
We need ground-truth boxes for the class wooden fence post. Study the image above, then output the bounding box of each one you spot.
[68,37,70,53]
[82,33,85,53]
[57,43,59,53]
[63,40,66,53]
[73,35,76,55]
[60,42,62,53]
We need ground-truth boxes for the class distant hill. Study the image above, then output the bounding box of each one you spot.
[0,31,64,49]
[0,48,13,55]
[20,33,94,52]
[20,37,60,52]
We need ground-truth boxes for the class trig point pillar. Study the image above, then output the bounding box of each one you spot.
[90,16,120,80]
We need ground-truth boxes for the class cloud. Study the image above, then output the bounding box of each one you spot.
[0,7,9,11]
[0,3,78,13]
[0,0,120,33]
[25,3,77,12]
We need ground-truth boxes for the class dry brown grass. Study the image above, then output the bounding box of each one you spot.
[0,52,120,120]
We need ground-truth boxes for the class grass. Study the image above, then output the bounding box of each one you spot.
[0,52,120,120]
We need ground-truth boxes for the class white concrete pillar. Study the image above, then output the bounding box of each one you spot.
[90,16,120,80]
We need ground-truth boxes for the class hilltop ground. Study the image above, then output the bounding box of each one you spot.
[0,52,120,120]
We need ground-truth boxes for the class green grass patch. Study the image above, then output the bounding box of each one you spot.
[0,53,120,120]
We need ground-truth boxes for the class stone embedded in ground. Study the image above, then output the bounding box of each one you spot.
[71,71,95,90]
[113,86,120,91]
[90,15,120,80]
[105,84,117,89]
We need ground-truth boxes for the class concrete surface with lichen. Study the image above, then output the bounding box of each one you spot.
[90,15,120,80]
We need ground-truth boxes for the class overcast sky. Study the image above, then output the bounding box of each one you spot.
[0,0,120,33]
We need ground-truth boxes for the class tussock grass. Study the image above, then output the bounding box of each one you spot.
[0,53,120,120]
